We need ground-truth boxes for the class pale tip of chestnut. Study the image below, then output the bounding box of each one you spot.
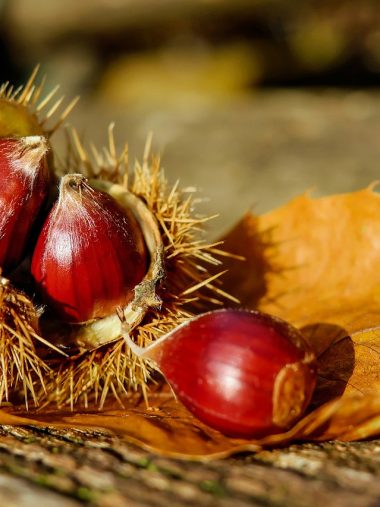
[8,135,49,171]
[22,135,47,147]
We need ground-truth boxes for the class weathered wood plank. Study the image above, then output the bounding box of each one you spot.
[0,424,380,506]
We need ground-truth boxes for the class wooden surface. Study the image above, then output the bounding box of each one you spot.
[0,424,380,507]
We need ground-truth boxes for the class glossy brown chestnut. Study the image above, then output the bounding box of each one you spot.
[31,174,148,323]
[0,136,50,272]
[124,309,317,438]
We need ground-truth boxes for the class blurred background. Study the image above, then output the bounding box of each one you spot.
[1,0,380,236]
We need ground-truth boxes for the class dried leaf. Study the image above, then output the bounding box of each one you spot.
[220,187,380,428]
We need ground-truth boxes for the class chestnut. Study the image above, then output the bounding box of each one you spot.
[0,136,50,273]
[31,174,165,349]
[31,173,148,322]
[124,309,317,438]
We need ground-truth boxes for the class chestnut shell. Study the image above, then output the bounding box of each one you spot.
[31,174,149,323]
[131,309,317,438]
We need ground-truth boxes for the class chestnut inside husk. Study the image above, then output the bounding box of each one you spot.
[33,175,166,351]
[38,130,240,409]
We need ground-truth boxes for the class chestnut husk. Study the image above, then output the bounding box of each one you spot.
[0,275,60,408]
[0,66,78,139]
[38,130,239,408]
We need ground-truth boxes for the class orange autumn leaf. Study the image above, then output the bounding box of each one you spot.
[222,186,380,407]
[2,186,380,458]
